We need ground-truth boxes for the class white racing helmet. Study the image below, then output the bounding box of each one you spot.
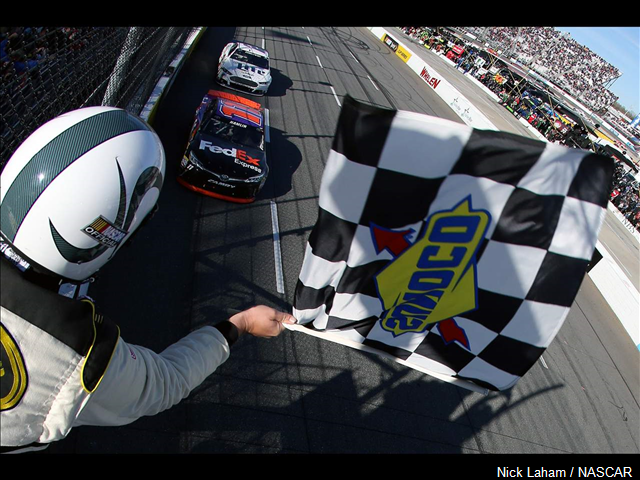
[1,106,165,281]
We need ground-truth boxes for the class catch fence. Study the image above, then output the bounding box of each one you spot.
[1,26,199,170]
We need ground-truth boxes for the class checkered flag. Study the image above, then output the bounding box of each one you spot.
[291,96,614,392]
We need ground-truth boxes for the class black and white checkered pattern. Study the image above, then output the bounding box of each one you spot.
[292,96,613,391]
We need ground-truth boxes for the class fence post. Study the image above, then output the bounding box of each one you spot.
[102,27,143,107]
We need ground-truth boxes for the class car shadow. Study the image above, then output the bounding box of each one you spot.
[259,125,302,200]
[266,68,293,98]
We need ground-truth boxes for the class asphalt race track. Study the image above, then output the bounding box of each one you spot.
[44,26,639,457]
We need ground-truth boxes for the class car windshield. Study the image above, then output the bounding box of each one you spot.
[231,49,269,69]
[202,115,264,150]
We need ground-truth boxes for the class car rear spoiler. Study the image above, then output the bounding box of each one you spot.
[207,90,262,111]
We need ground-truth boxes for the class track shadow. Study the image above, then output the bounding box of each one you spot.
[266,68,293,98]
[267,28,318,46]
[258,125,303,200]
[179,340,564,454]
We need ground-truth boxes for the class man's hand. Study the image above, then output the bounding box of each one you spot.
[228,305,297,338]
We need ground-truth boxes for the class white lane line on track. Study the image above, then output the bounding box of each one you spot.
[330,86,341,106]
[270,200,285,294]
[262,38,265,50]
[539,356,548,369]
[349,51,359,63]
[264,108,270,143]
[316,55,323,69]
[307,36,313,45]
[264,108,284,294]
[367,75,379,91]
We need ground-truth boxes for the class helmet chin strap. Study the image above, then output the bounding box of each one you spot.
[0,233,31,272]
[1,233,96,300]
[54,202,161,298]
[1,199,159,302]
[57,278,94,300]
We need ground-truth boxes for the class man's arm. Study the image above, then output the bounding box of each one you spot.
[74,306,296,427]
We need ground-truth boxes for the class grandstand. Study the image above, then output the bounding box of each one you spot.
[401,26,640,231]
[457,27,621,114]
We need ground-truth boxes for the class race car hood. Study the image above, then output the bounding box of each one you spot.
[190,134,266,180]
[222,59,271,82]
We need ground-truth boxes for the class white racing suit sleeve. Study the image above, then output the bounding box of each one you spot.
[74,326,231,427]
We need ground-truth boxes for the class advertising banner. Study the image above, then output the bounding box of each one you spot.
[383,33,399,52]
[396,45,412,62]
[383,33,412,62]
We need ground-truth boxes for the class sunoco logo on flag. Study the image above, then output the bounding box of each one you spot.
[372,197,490,348]
[291,95,613,392]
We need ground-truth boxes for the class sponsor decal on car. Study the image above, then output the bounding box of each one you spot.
[199,140,262,173]
[207,178,235,188]
[234,159,262,173]
[218,102,263,128]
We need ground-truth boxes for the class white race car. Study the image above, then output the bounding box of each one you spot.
[216,42,272,96]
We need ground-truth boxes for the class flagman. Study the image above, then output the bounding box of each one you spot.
[0,107,296,453]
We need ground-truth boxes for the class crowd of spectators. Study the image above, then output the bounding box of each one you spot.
[1,26,113,108]
[459,27,620,113]
[400,30,587,146]
[1,27,93,82]
[610,162,640,230]
[402,27,621,114]
[478,73,592,148]
[471,50,639,232]
[602,109,640,144]
[1,27,131,168]
[401,27,639,232]
[455,27,639,230]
